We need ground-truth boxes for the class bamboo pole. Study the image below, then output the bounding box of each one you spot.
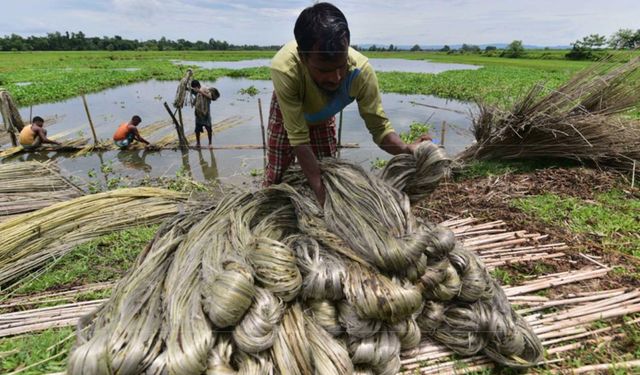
[163,102,188,150]
[440,120,446,146]
[80,94,98,145]
[258,98,266,168]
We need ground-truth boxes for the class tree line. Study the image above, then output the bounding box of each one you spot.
[0,31,280,51]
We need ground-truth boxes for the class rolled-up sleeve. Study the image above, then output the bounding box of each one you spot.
[271,69,310,146]
[354,63,395,144]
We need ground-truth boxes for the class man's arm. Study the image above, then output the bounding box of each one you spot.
[294,145,326,206]
[130,126,150,145]
[379,132,432,155]
[35,128,60,145]
[199,88,213,100]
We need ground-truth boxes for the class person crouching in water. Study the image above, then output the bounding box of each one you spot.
[19,116,61,149]
[190,80,220,149]
[113,115,151,149]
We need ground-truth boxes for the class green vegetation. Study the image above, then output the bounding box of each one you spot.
[513,191,640,256]
[14,226,157,294]
[0,49,599,109]
[0,327,74,374]
[399,122,432,143]
[238,85,260,96]
[370,157,388,170]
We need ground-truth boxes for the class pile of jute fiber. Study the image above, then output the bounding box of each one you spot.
[67,143,543,374]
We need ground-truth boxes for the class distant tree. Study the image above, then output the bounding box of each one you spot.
[566,34,607,60]
[501,40,525,58]
[484,45,497,51]
[410,44,421,52]
[0,31,281,51]
[439,45,451,52]
[368,44,378,51]
[461,43,480,53]
[608,28,640,49]
[388,44,396,51]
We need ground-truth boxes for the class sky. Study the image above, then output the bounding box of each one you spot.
[1,0,638,46]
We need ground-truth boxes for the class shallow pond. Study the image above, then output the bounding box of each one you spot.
[3,78,476,186]
[172,58,480,74]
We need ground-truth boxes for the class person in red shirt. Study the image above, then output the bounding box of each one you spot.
[113,115,151,149]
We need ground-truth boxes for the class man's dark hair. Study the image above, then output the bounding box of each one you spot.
[132,115,142,123]
[191,80,201,89]
[294,2,350,58]
[32,116,44,123]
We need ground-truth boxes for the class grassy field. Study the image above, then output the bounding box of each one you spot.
[3,49,633,107]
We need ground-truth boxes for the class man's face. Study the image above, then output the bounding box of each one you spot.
[34,120,44,127]
[301,43,349,93]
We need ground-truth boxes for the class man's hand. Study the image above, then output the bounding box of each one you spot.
[407,133,433,153]
[294,144,326,207]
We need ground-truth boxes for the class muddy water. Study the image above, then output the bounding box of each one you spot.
[2,78,476,185]
[172,58,480,74]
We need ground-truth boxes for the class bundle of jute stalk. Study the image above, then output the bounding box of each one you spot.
[67,142,542,374]
[0,187,188,287]
[457,57,640,173]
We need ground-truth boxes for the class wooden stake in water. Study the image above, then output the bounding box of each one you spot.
[440,121,447,146]
[28,105,32,124]
[258,98,266,168]
[81,95,99,145]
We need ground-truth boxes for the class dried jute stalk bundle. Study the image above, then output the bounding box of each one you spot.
[68,142,543,375]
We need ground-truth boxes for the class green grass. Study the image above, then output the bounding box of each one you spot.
[512,191,640,256]
[0,327,74,374]
[14,225,158,295]
[0,49,601,108]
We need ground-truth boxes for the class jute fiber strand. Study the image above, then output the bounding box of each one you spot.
[0,187,187,287]
[0,89,24,133]
[173,69,193,109]
[68,142,542,374]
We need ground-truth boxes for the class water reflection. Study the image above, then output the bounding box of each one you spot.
[197,148,218,180]
[2,78,476,183]
[117,150,152,173]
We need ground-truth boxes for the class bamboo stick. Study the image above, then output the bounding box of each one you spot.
[566,359,640,374]
[80,94,98,145]
[258,98,266,169]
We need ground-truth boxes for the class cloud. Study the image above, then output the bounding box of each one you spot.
[1,0,638,46]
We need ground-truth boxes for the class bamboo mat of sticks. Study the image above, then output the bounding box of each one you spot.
[1,216,638,373]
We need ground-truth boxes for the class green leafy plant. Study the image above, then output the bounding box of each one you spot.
[238,85,259,96]
[399,122,433,144]
[370,157,388,170]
